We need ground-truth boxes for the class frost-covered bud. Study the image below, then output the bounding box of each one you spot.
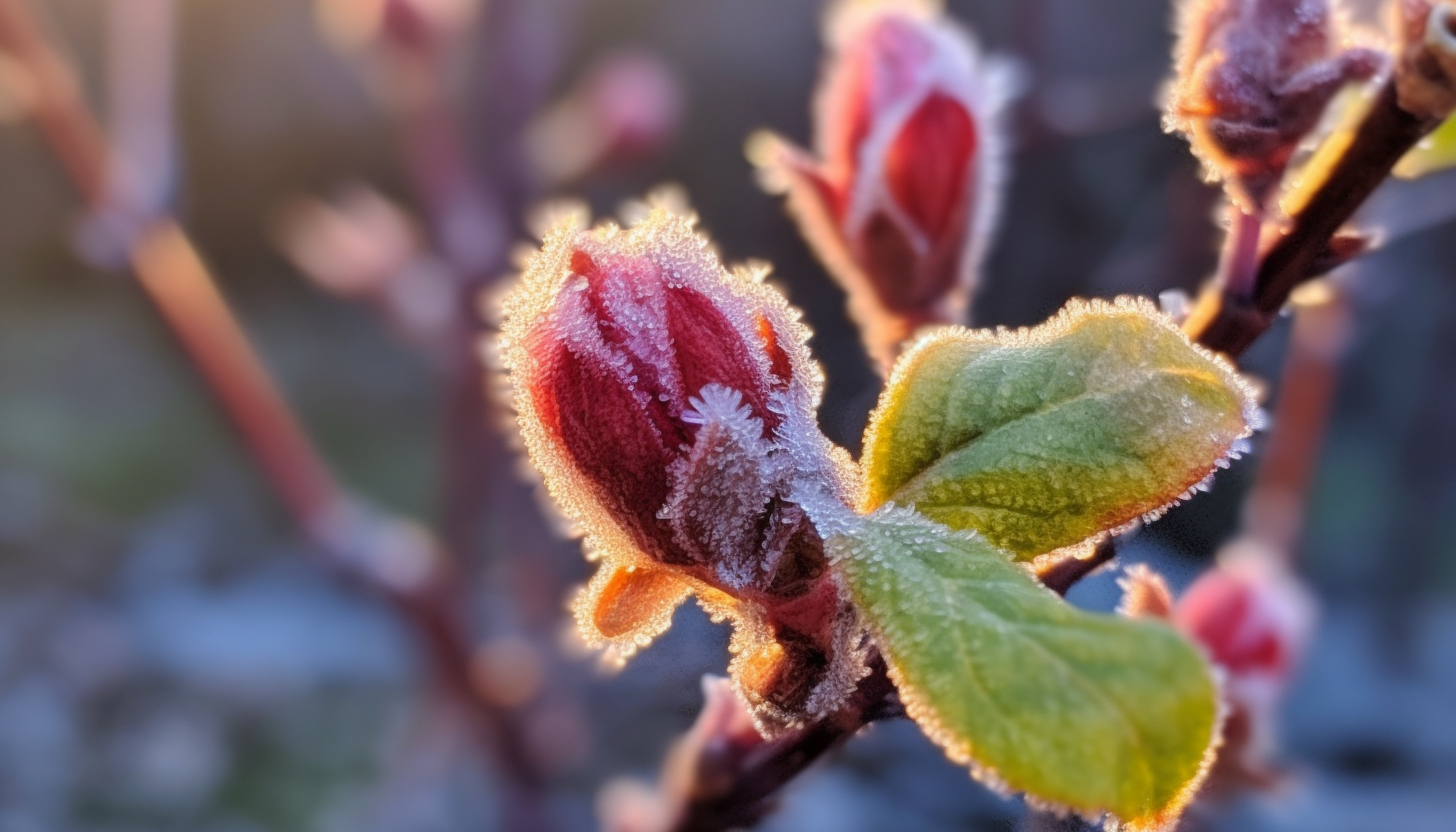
[1166,0,1385,210]
[501,207,864,731]
[1391,1,1456,119]
[1172,543,1315,791]
[1173,545,1315,714]
[757,0,1008,370]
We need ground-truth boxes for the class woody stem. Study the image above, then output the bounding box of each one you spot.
[1183,77,1442,356]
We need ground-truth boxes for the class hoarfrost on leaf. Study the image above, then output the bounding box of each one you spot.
[860,296,1259,561]
[830,507,1220,831]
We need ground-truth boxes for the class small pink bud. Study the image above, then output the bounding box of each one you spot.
[1166,0,1385,210]
[1174,542,1315,792]
[502,207,864,730]
[1173,544,1315,711]
[587,53,683,162]
[757,0,1009,370]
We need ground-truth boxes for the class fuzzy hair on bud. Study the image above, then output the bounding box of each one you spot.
[499,205,865,732]
[754,0,1012,371]
[1165,0,1385,210]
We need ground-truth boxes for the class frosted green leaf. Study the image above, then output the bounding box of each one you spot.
[831,508,1217,831]
[1395,114,1456,179]
[861,297,1257,561]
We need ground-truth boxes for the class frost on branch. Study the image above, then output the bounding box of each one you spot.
[1164,0,1384,210]
[498,206,865,731]
[754,0,1012,369]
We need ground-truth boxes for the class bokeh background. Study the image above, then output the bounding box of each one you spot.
[1,1,1454,831]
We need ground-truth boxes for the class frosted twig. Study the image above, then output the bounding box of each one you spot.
[1184,77,1443,357]
[650,653,902,832]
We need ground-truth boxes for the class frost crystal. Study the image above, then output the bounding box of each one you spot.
[500,206,865,731]
[1165,0,1384,209]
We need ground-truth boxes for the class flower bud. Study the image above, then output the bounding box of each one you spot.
[1173,543,1315,711]
[756,0,1009,370]
[1165,0,1385,210]
[501,207,865,730]
[1391,1,1456,119]
[1172,542,1315,792]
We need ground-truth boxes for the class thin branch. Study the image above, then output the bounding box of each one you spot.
[0,0,109,204]
[1216,205,1262,300]
[662,654,901,832]
[1184,78,1442,357]
[128,221,344,528]
[1036,537,1119,597]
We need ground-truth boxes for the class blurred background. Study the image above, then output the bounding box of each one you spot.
[0,1,1454,830]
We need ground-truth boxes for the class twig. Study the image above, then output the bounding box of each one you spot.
[1184,78,1442,357]
[660,653,901,832]
[1035,537,1120,597]
[0,0,108,204]
[641,64,1441,832]
[1216,206,1262,300]
[0,2,553,827]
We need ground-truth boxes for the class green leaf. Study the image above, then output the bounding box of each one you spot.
[1396,113,1456,179]
[861,297,1256,561]
[832,509,1217,830]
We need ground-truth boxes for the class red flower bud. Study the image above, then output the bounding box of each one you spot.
[1172,542,1315,792]
[1173,545,1315,711]
[757,0,1009,370]
[1165,0,1385,210]
[501,207,865,730]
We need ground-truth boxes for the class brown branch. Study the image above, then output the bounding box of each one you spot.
[0,0,109,204]
[0,2,553,827]
[128,222,343,526]
[1036,537,1119,597]
[1184,78,1443,357]
[646,533,1109,832]
[647,653,901,832]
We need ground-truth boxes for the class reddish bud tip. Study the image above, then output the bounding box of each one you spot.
[503,207,865,729]
[1173,543,1315,710]
[758,0,1010,370]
